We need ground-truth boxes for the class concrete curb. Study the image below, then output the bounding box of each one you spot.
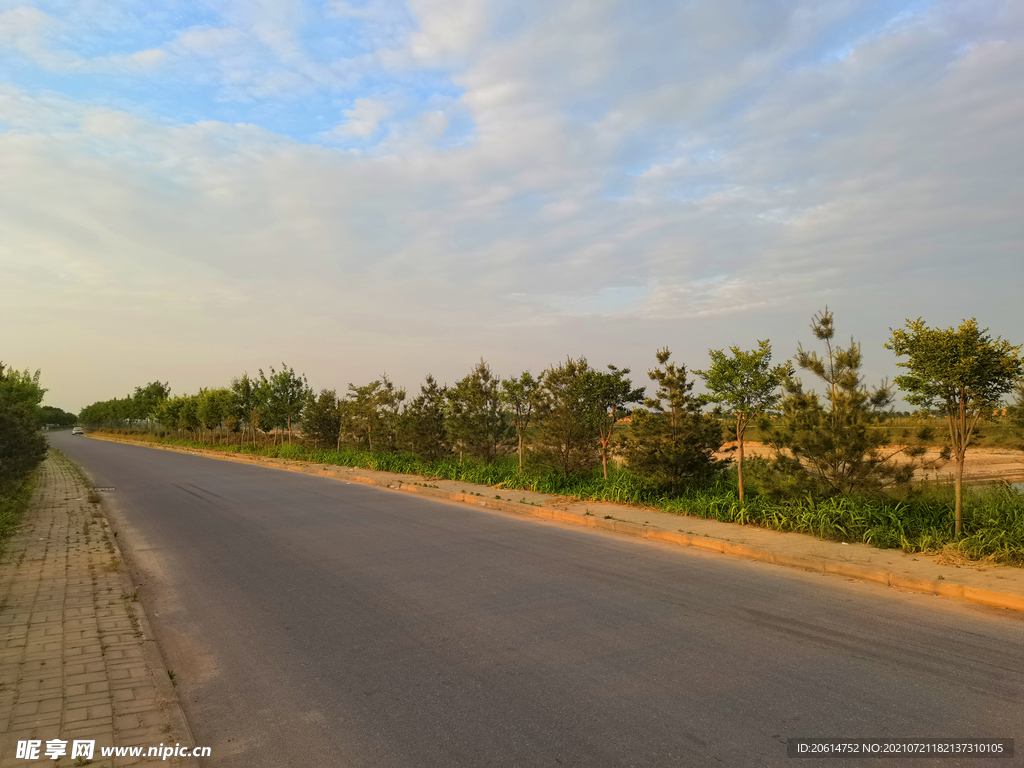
[86,434,1024,614]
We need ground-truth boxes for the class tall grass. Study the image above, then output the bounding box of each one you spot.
[94,428,1024,565]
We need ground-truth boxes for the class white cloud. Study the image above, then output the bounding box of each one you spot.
[2,0,1023,410]
[329,97,392,138]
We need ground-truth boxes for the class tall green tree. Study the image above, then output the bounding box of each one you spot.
[762,309,920,497]
[155,396,184,436]
[0,363,47,487]
[535,357,603,478]
[303,389,343,449]
[590,366,644,480]
[620,349,724,492]
[196,388,236,441]
[887,318,1023,534]
[399,375,450,461]
[345,376,406,452]
[446,360,510,466]
[696,340,792,501]
[38,406,77,428]
[500,371,541,472]
[132,381,171,423]
[259,364,310,444]
[230,374,262,445]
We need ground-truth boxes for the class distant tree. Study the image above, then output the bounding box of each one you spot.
[38,405,77,428]
[620,349,723,492]
[0,363,47,487]
[590,366,644,480]
[500,371,542,472]
[259,364,310,444]
[155,396,184,436]
[345,376,406,452]
[132,381,171,424]
[762,309,925,498]
[303,389,343,450]
[399,375,450,462]
[230,374,261,445]
[888,318,1023,534]
[446,360,510,466]
[696,340,792,501]
[196,388,236,441]
[535,357,603,478]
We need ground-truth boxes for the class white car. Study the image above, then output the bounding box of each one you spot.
[72,426,84,435]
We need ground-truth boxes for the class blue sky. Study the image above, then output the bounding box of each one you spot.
[1,0,1022,410]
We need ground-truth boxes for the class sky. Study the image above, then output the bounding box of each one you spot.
[1,0,1022,412]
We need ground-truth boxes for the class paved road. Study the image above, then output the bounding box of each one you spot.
[51,433,1024,767]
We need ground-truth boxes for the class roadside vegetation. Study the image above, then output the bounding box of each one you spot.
[0,362,64,558]
[78,312,1024,564]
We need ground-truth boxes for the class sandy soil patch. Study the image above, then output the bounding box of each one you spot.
[716,442,1024,485]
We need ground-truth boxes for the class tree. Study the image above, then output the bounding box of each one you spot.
[535,357,603,478]
[154,396,184,436]
[620,349,724,492]
[887,318,1023,534]
[446,360,510,466]
[500,371,542,472]
[590,366,644,480]
[399,376,450,462]
[196,388,236,441]
[259,364,310,444]
[132,381,171,424]
[38,405,77,428]
[345,376,406,452]
[762,309,923,497]
[0,363,47,488]
[696,340,792,501]
[230,374,262,445]
[303,389,343,450]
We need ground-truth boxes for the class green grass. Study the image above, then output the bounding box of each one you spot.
[0,470,38,561]
[94,428,1024,566]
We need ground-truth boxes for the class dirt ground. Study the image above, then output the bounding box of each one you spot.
[716,442,1024,485]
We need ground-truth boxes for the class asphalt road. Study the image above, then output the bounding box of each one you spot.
[51,433,1024,767]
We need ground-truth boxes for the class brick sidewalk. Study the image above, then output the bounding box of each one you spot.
[0,452,196,767]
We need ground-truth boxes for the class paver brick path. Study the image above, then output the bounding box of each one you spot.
[0,453,194,767]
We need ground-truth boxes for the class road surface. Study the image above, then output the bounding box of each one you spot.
[50,433,1024,766]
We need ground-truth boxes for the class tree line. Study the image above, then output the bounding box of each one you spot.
[78,312,1024,525]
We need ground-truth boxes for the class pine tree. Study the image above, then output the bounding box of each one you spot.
[620,349,723,492]
[534,357,602,478]
[446,361,510,466]
[763,309,925,497]
[400,375,450,462]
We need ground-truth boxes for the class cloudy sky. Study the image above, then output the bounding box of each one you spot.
[2,0,1022,411]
